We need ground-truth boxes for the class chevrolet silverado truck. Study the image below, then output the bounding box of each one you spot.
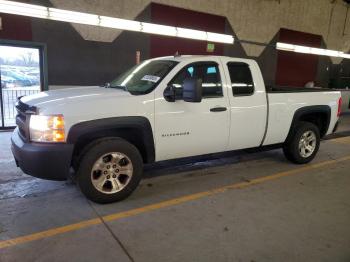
[11,55,342,203]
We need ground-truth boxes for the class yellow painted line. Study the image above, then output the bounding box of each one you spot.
[1,155,350,249]
[331,136,350,145]
[0,218,101,249]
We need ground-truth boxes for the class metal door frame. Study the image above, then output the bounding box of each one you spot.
[0,40,48,129]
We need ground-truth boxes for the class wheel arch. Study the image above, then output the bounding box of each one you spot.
[286,105,331,142]
[67,116,155,165]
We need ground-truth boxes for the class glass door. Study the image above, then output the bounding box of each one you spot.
[0,45,43,129]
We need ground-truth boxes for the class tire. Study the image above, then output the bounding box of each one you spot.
[76,138,143,204]
[283,121,320,164]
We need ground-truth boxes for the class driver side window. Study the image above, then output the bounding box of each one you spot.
[169,62,223,99]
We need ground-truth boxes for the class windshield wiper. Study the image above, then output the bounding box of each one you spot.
[102,82,128,92]
[100,82,111,88]
[111,85,128,92]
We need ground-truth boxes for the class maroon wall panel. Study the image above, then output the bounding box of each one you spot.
[0,13,32,41]
[150,3,226,57]
[276,28,322,87]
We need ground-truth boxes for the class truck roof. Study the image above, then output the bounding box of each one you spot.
[153,55,254,63]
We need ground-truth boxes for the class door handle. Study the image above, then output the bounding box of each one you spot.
[210,107,227,112]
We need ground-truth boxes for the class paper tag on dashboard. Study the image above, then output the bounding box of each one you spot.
[141,75,160,83]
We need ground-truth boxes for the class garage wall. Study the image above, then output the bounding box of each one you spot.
[0,2,151,86]
[0,0,350,89]
[0,13,32,41]
[0,2,247,87]
[48,0,350,61]
[256,32,279,88]
[333,58,350,89]
[31,18,150,86]
[149,3,225,57]
[45,0,350,89]
[30,0,151,86]
[149,3,246,58]
[276,28,322,87]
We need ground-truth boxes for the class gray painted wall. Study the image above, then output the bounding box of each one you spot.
[30,5,151,86]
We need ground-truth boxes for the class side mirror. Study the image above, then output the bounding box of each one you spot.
[183,78,202,103]
[163,85,176,102]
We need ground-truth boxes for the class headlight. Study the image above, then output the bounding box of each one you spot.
[29,115,65,143]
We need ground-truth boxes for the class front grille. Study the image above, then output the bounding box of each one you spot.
[15,99,37,141]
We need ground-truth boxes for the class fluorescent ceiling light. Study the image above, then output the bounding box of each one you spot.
[48,8,99,26]
[99,16,141,31]
[0,0,48,18]
[141,22,177,37]
[323,49,342,57]
[0,0,235,44]
[310,48,327,56]
[341,53,350,59]
[276,42,294,51]
[294,45,311,54]
[276,42,347,59]
[207,32,234,44]
[177,28,207,41]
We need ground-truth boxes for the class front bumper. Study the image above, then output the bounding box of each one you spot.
[11,128,74,181]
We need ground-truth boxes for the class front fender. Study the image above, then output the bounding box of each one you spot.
[67,116,155,163]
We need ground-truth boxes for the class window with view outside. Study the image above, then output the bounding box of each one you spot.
[227,62,254,96]
[0,45,41,128]
[110,60,178,95]
[169,62,223,99]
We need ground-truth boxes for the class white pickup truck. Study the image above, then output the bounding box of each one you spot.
[11,55,342,203]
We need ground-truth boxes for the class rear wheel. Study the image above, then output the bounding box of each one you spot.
[76,138,143,203]
[283,122,320,164]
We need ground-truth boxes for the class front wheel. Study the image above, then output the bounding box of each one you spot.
[283,122,320,164]
[76,138,143,204]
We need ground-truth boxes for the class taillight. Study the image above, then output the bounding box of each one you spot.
[337,97,342,117]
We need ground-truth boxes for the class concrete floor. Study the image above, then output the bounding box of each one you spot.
[0,116,349,262]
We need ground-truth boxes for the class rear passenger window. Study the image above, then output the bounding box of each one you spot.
[169,62,223,99]
[227,62,254,96]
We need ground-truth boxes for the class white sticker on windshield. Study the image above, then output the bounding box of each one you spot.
[141,75,161,83]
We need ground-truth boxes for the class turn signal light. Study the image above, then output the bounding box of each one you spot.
[53,116,65,129]
[53,130,65,142]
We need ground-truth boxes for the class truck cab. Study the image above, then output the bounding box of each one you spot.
[154,56,268,160]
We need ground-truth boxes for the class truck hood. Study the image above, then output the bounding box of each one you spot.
[21,86,131,109]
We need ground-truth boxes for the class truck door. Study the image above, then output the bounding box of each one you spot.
[222,59,268,150]
[154,59,230,161]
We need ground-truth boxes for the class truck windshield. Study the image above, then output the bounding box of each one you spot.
[110,60,178,95]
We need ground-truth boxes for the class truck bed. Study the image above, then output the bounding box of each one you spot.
[263,88,341,146]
